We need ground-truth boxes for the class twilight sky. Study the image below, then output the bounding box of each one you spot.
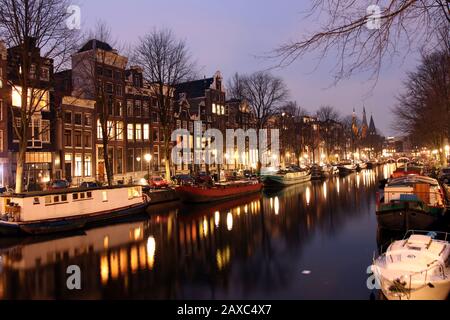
[77,0,421,136]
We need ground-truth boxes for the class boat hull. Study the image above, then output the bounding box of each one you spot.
[337,166,356,175]
[379,279,450,300]
[376,206,443,231]
[0,202,148,236]
[262,174,311,187]
[175,183,262,203]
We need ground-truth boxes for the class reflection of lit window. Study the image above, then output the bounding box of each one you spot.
[110,253,119,279]
[103,236,109,249]
[147,236,156,270]
[100,255,109,284]
[130,246,138,273]
[227,212,233,231]
[274,197,279,215]
[214,211,220,228]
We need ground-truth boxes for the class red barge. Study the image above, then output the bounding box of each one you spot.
[175,181,263,203]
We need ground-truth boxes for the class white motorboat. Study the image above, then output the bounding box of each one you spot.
[372,230,450,300]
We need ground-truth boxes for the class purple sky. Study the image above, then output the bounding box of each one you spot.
[78,0,421,136]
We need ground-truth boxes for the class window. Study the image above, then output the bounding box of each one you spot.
[64,111,72,124]
[212,103,216,114]
[97,120,103,139]
[84,132,92,148]
[153,128,159,142]
[152,112,158,123]
[127,149,134,172]
[102,191,108,202]
[104,68,113,78]
[135,124,142,140]
[0,100,2,120]
[72,193,78,200]
[116,121,124,140]
[143,124,150,140]
[61,194,68,202]
[135,100,141,117]
[12,87,49,111]
[29,64,37,79]
[116,85,122,96]
[107,97,114,115]
[107,121,115,139]
[84,113,92,126]
[127,100,133,116]
[41,120,50,143]
[74,154,82,177]
[143,101,149,117]
[127,124,134,140]
[74,131,82,147]
[64,130,72,147]
[105,83,113,94]
[84,154,92,177]
[135,148,142,171]
[116,101,123,116]
[40,66,50,81]
[115,71,122,80]
[33,197,40,205]
[74,113,82,125]
[116,147,123,174]
[0,130,3,152]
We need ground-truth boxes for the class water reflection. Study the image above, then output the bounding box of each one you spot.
[0,167,391,299]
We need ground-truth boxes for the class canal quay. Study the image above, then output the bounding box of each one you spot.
[0,165,408,300]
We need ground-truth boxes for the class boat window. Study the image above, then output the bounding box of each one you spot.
[33,197,40,205]
[128,187,141,199]
[87,191,92,198]
[102,191,108,202]
[54,196,59,203]
[61,194,68,202]
[72,193,79,200]
[45,196,52,204]
[80,192,85,199]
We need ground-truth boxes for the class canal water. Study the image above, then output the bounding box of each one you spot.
[0,166,397,299]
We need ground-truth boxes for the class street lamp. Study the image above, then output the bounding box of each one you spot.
[144,153,152,180]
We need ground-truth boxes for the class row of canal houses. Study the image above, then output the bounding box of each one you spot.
[0,38,258,188]
[0,37,370,188]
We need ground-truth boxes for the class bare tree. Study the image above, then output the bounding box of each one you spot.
[393,50,450,164]
[0,0,79,192]
[71,22,127,186]
[279,101,308,165]
[230,71,289,170]
[275,0,449,82]
[133,28,196,181]
[316,105,341,159]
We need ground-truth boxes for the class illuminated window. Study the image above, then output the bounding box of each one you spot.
[11,86,49,111]
[84,154,92,177]
[74,154,82,177]
[127,124,134,140]
[41,120,50,143]
[135,124,142,140]
[143,124,149,140]
[102,191,108,202]
[107,121,115,139]
[97,120,103,139]
[212,103,216,114]
[116,121,123,140]
[0,130,3,152]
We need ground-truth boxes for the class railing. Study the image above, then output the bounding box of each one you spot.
[403,230,449,242]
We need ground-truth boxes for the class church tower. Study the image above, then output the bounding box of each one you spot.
[361,107,368,139]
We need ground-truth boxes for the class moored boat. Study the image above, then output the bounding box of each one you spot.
[311,164,333,180]
[372,230,450,300]
[337,161,357,175]
[376,175,447,231]
[0,185,149,235]
[175,180,262,203]
[261,168,311,187]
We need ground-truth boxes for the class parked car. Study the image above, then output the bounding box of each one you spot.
[80,181,101,189]
[148,176,169,189]
[172,174,195,186]
[48,179,70,190]
[438,167,450,184]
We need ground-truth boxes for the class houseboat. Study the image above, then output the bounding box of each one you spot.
[311,164,333,180]
[372,230,450,300]
[376,175,447,231]
[261,168,311,187]
[0,185,149,235]
[175,180,262,203]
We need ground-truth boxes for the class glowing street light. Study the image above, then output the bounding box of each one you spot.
[144,153,152,180]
